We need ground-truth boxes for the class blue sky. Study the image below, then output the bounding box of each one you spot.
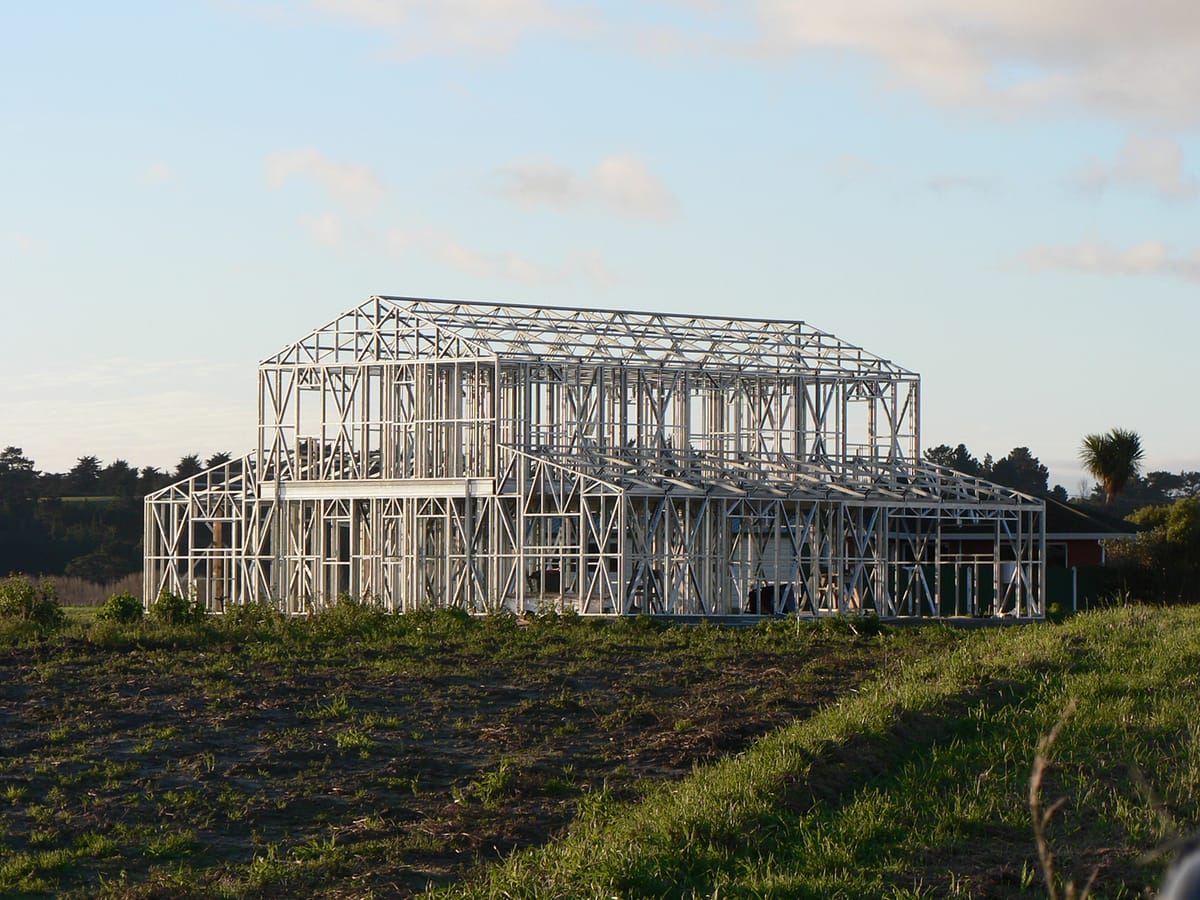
[4,1,1199,491]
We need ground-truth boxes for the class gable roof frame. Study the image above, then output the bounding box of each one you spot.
[260,295,918,379]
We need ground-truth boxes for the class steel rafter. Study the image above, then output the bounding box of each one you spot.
[146,296,1044,619]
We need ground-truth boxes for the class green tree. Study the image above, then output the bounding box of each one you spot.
[989,447,1049,496]
[1109,498,1200,602]
[1145,470,1200,500]
[65,546,136,584]
[67,455,102,495]
[101,459,139,497]
[1080,428,1145,505]
[924,443,982,476]
[139,465,165,495]
[175,454,203,480]
[0,447,38,504]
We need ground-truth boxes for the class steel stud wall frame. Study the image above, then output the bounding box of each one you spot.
[145,296,1044,618]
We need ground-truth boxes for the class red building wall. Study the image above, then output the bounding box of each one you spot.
[1066,539,1104,567]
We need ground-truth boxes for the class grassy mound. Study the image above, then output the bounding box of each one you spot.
[2,606,1196,897]
[0,610,945,896]
[450,606,1200,899]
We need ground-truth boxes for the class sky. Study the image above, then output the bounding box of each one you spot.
[3,1,1199,492]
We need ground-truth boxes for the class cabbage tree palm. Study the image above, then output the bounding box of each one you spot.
[1079,428,1144,505]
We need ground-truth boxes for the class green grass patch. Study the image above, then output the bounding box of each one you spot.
[2,607,916,895]
[61,606,99,630]
[448,607,1200,899]
[6,604,1198,897]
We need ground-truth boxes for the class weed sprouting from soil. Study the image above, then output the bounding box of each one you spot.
[471,758,518,809]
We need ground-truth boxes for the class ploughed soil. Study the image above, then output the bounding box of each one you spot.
[0,617,958,897]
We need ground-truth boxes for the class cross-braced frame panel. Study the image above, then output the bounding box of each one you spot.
[146,296,1044,619]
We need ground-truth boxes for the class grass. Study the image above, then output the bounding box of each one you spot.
[0,606,926,896]
[447,606,1200,899]
[62,606,99,627]
[471,758,518,809]
[1,604,1197,897]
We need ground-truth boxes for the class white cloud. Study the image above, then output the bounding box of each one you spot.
[497,160,585,211]
[265,148,385,210]
[829,153,877,187]
[299,212,343,247]
[568,249,617,289]
[266,149,385,248]
[592,155,677,220]
[387,227,615,287]
[1074,135,1198,200]
[309,0,598,56]
[1025,239,1200,280]
[433,237,552,283]
[9,232,41,256]
[497,154,677,221]
[267,2,1200,126]
[926,174,997,193]
[142,161,173,185]
[746,1,1200,126]
[384,229,413,257]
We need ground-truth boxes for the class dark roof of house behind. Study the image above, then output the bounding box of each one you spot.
[1045,497,1139,538]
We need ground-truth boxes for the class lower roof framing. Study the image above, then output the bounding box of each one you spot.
[144,448,1045,619]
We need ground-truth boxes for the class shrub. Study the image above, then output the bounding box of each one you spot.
[151,589,205,626]
[625,614,669,632]
[811,613,877,638]
[0,576,65,631]
[1108,498,1200,603]
[96,591,144,625]
[855,612,882,637]
[310,593,394,641]
[404,605,472,632]
[399,606,474,647]
[221,600,285,634]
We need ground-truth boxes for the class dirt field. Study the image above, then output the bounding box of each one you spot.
[0,615,959,896]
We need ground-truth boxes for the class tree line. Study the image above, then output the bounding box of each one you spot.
[927,430,1200,604]
[4,433,1198,600]
[925,432,1197,519]
[0,447,232,583]
[923,442,1067,500]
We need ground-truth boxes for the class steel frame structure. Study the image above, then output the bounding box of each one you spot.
[146,296,1045,618]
